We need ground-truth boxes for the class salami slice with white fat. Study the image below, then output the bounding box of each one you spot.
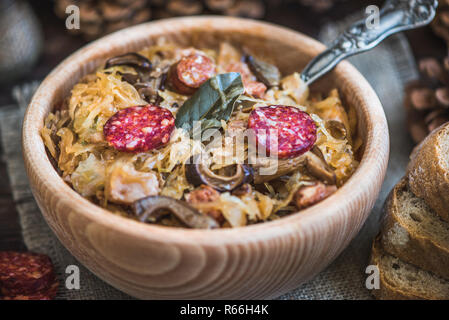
[104,105,175,153]
[248,105,317,159]
[0,251,57,299]
[169,54,216,95]
[1,281,58,300]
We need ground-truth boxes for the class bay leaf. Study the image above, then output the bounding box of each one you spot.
[174,72,244,135]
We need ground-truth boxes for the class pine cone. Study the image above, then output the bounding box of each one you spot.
[432,0,449,45]
[294,0,342,12]
[405,57,449,144]
[404,0,449,144]
[55,0,268,39]
[55,0,151,39]
[222,0,265,18]
[152,0,265,19]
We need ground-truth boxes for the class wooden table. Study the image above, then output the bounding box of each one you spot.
[0,0,445,251]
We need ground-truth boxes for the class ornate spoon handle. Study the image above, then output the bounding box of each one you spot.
[300,0,438,85]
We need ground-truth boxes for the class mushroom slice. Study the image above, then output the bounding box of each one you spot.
[305,149,336,185]
[245,54,281,87]
[326,120,347,140]
[132,196,219,229]
[105,52,152,71]
[133,81,159,100]
[186,155,253,192]
[253,148,336,185]
[253,154,307,184]
[117,72,140,85]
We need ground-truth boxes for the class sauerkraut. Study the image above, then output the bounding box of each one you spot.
[41,40,359,228]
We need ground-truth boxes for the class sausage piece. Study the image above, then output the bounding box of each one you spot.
[0,251,57,298]
[1,281,58,300]
[225,61,267,98]
[293,182,337,210]
[186,184,220,203]
[186,185,224,224]
[169,54,216,95]
[103,105,175,153]
[248,105,317,159]
[244,81,268,99]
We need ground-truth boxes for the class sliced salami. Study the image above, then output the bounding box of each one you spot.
[169,54,215,95]
[1,280,58,300]
[248,105,317,159]
[0,251,56,297]
[104,105,175,153]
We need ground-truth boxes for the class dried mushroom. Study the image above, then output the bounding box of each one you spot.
[105,52,152,71]
[118,72,140,85]
[326,120,347,140]
[253,154,308,184]
[306,148,336,185]
[245,55,281,87]
[132,196,219,229]
[232,183,253,196]
[133,82,160,101]
[253,149,336,185]
[186,155,253,192]
[105,52,168,102]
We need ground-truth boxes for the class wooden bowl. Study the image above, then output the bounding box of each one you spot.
[22,17,389,299]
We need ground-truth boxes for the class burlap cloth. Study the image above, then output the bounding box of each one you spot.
[0,17,417,299]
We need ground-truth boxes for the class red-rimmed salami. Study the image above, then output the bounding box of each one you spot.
[0,251,57,297]
[1,280,58,300]
[104,105,175,153]
[170,54,216,95]
[248,105,317,159]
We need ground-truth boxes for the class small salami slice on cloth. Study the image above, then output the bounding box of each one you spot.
[104,105,175,153]
[248,105,317,159]
[170,54,216,95]
[0,251,58,300]
[1,281,58,300]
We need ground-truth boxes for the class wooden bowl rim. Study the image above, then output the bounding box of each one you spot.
[22,16,389,245]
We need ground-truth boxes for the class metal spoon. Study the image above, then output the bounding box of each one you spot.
[301,0,438,85]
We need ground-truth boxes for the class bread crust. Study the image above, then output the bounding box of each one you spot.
[380,178,449,280]
[407,124,449,223]
[370,238,423,300]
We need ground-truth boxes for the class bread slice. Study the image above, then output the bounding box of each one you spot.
[370,238,449,300]
[381,177,449,280]
[407,123,449,223]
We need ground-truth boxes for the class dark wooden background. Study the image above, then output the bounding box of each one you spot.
[0,0,446,251]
